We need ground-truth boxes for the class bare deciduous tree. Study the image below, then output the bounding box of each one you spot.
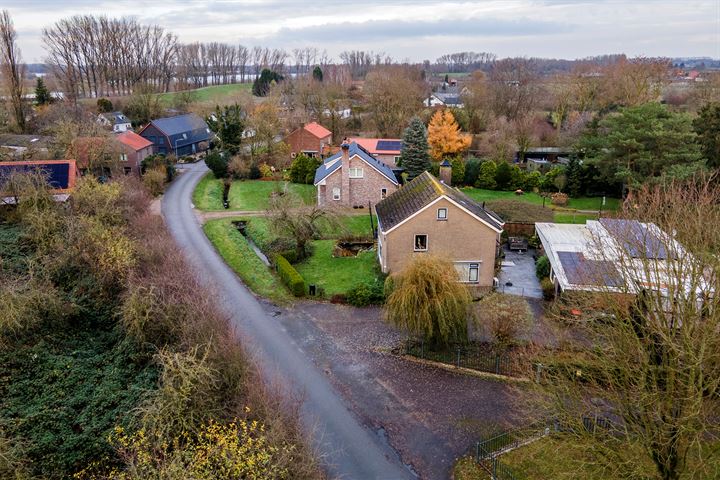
[0,10,26,132]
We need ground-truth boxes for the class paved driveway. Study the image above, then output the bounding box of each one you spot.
[497,247,543,299]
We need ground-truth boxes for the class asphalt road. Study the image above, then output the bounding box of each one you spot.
[162,162,414,480]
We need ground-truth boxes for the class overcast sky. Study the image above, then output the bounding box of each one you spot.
[5,0,719,63]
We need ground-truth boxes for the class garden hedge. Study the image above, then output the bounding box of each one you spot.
[275,254,306,296]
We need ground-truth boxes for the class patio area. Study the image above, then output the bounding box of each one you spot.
[497,246,543,299]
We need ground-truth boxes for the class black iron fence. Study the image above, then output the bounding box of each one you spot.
[403,340,517,377]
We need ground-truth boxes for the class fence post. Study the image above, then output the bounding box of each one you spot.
[475,442,479,462]
[495,355,500,374]
[420,339,424,359]
[456,346,461,367]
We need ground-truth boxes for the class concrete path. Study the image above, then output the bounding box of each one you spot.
[162,162,414,480]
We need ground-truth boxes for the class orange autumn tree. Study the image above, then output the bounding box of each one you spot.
[427,109,472,160]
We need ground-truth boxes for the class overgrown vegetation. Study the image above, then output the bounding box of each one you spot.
[0,175,318,478]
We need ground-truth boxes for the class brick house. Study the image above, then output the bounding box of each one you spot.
[348,137,403,167]
[286,122,332,158]
[116,131,154,176]
[375,171,504,291]
[313,142,400,209]
[1,160,78,203]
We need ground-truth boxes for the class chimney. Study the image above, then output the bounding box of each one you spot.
[340,142,351,206]
[439,159,452,186]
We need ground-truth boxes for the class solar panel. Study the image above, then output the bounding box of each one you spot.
[600,219,673,260]
[557,251,623,287]
[0,163,71,190]
[376,140,403,152]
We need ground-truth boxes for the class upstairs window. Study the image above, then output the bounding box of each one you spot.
[349,167,363,178]
[381,188,387,199]
[414,234,428,251]
[119,153,127,162]
[332,187,341,200]
[437,208,448,220]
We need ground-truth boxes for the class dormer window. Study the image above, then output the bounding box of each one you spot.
[437,208,448,220]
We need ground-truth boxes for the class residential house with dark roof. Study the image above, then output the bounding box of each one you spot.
[0,160,78,204]
[375,171,504,290]
[286,122,332,158]
[424,93,464,108]
[314,142,400,209]
[348,137,403,167]
[97,111,132,133]
[0,134,53,159]
[139,113,212,157]
[116,131,154,176]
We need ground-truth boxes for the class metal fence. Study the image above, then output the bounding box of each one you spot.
[403,340,516,376]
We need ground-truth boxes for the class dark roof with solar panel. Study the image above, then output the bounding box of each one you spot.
[0,160,77,191]
[599,218,675,260]
[313,142,398,185]
[376,140,403,152]
[557,251,624,287]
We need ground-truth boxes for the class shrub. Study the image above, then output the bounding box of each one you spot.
[476,293,533,347]
[551,192,569,206]
[536,255,550,279]
[464,157,482,186]
[541,277,555,300]
[475,160,497,189]
[288,154,321,184]
[249,163,261,180]
[143,167,167,196]
[275,254,306,296]
[450,156,465,185]
[259,162,273,179]
[205,150,229,179]
[346,281,385,307]
[96,98,113,112]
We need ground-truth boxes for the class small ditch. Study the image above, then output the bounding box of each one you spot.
[232,220,270,266]
[333,240,375,257]
[222,182,230,209]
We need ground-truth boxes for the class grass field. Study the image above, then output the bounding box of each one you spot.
[158,83,252,106]
[553,211,599,224]
[460,187,620,212]
[192,175,316,211]
[294,240,380,297]
[203,218,291,303]
[192,172,224,210]
[228,180,316,211]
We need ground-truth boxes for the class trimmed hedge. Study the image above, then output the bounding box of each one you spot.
[346,281,385,307]
[275,254,306,297]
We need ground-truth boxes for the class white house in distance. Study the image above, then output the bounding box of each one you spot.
[97,112,132,133]
[535,219,709,301]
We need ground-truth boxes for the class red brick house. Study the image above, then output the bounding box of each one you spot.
[286,122,332,158]
[116,131,154,176]
[313,142,400,209]
[1,160,79,203]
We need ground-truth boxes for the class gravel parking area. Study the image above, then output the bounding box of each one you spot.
[276,301,524,479]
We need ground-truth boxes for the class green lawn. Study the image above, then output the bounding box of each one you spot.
[203,219,292,303]
[460,187,620,212]
[294,240,380,297]
[158,83,252,106]
[192,172,224,210]
[228,180,316,211]
[553,211,599,224]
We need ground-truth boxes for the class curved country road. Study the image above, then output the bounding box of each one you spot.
[162,162,414,480]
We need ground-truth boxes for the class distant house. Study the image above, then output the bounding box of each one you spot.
[521,147,571,171]
[286,122,332,158]
[0,134,52,159]
[116,131,154,176]
[348,137,403,167]
[535,219,701,297]
[97,112,132,133]
[375,171,504,290]
[314,141,400,209]
[424,93,464,108]
[0,159,78,204]
[139,113,212,157]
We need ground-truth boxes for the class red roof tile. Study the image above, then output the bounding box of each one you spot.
[117,131,153,151]
[304,122,332,139]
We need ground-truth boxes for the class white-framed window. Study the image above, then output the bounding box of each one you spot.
[394,155,401,163]
[469,263,479,283]
[349,167,363,178]
[120,153,128,162]
[437,207,448,220]
[414,234,428,251]
[381,188,387,199]
[332,187,341,200]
